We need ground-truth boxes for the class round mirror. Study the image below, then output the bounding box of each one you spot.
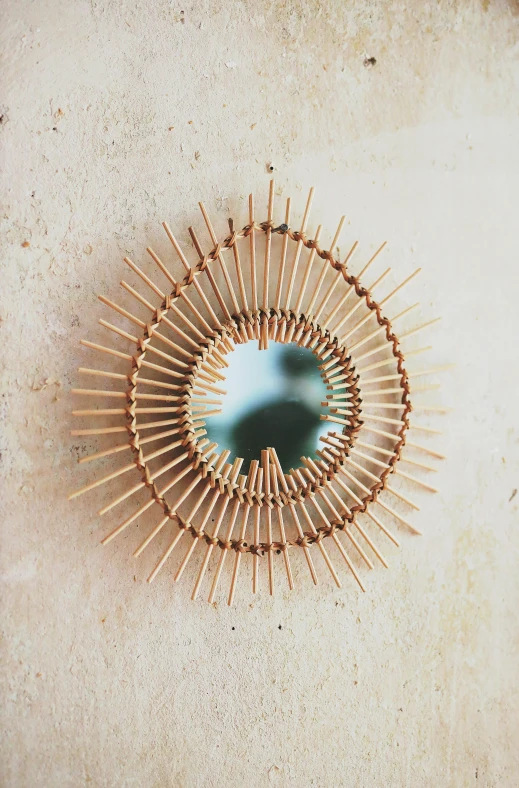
[204,340,330,473]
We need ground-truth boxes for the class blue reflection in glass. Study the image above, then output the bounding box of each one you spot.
[205,342,330,473]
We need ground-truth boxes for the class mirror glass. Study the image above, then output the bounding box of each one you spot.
[204,342,330,473]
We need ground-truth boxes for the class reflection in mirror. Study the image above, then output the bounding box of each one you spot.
[205,342,330,473]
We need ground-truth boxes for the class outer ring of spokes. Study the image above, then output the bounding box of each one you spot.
[123,235,410,555]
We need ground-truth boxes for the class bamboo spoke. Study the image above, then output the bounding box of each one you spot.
[307,219,348,318]
[322,241,386,328]
[331,267,391,335]
[228,460,259,606]
[188,226,232,321]
[162,221,222,328]
[274,199,291,311]
[199,202,240,314]
[208,473,247,604]
[269,448,318,585]
[192,458,243,600]
[313,240,358,323]
[176,460,234,584]
[283,187,314,310]
[269,461,293,591]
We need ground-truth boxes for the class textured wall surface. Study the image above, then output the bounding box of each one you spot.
[2,2,519,786]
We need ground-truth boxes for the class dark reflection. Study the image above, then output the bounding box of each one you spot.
[205,342,328,473]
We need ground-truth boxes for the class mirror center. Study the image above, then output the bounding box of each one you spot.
[204,341,330,473]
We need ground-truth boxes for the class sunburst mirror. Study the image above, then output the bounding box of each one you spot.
[70,181,448,604]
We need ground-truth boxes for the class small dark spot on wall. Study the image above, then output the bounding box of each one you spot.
[278,625,282,630]
[364,56,377,68]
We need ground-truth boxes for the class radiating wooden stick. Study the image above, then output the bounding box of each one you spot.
[192,458,243,600]
[405,440,445,460]
[301,457,366,590]
[97,440,211,516]
[72,388,182,403]
[268,448,318,584]
[294,224,322,315]
[251,468,264,594]
[162,221,222,328]
[228,218,248,313]
[147,246,215,335]
[98,294,146,329]
[123,259,209,347]
[146,450,225,583]
[357,346,432,374]
[199,202,240,314]
[307,451,373,591]
[194,381,228,396]
[374,498,419,533]
[169,449,230,517]
[263,180,275,312]
[261,450,274,594]
[354,442,438,473]
[322,242,386,327]
[208,473,247,604]
[313,240,358,322]
[305,216,345,316]
[248,193,258,311]
[363,365,454,385]
[283,187,314,309]
[78,426,206,464]
[133,515,169,558]
[385,485,420,511]
[175,459,234,583]
[394,468,438,493]
[188,226,232,321]
[269,462,293,590]
[228,460,259,606]
[345,303,418,352]
[341,294,418,345]
[147,528,185,583]
[80,339,133,363]
[274,198,291,311]
[68,436,186,500]
[340,458,401,544]
[259,187,275,348]
[330,470,389,567]
[101,442,216,546]
[123,260,219,354]
[118,279,201,358]
[330,267,392,335]
[399,317,441,340]
[379,269,421,306]
[72,425,128,436]
[77,366,128,383]
[72,415,198,438]
[289,469,341,588]
[363,414,440,434]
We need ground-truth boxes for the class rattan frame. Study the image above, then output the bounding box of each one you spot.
[70,181,448,603]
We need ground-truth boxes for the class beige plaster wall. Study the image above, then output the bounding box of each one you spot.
[1,1,518,786]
